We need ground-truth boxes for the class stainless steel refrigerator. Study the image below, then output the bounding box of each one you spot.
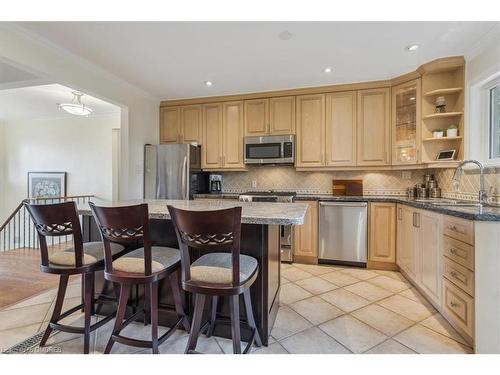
[144,144,207,200]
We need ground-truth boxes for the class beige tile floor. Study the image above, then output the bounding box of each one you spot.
[0,263,473,354]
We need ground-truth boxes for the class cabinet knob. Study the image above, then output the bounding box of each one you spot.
[450,271,458,278]
[450,302,459,308]
[449,248,458,255]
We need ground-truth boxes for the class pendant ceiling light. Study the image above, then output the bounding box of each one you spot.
[57,91,93,116]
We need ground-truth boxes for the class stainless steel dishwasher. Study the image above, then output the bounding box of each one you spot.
[318,201,368,266]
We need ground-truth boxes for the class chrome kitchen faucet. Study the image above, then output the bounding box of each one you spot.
[452,159,488,206]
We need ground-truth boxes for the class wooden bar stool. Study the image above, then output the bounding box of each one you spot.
[24,201,125,354]
[90,202,190,354]
[168,205,262,354]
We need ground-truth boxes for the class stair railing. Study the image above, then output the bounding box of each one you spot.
[0,195,94,252]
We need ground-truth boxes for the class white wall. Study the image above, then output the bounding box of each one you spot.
[0,24,160,201]
[0,121,5,222]
[0,114,119,221]
[465,24,500,163]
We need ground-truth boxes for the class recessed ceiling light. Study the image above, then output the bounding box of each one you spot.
[323,67,332,73]
[406,44,419,52]
[204,81,213,87]
[278,31,292,41]
[410,96,416,101]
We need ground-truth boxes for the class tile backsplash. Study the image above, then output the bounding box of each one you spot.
[434,166,500,205]
[220,166,500,205]
[221,167,429,196]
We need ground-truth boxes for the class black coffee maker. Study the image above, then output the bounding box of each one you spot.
[209,174,222,194]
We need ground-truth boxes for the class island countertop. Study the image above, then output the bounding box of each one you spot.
[78,198,308,226]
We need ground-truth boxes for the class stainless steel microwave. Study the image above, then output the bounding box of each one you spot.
[244,135,294,165]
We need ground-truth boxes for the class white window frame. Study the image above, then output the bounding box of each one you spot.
[467,71,500,167]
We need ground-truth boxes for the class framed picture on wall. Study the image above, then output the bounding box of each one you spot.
[27,172,67,198]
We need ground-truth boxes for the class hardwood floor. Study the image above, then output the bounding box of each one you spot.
[0,244,74,309]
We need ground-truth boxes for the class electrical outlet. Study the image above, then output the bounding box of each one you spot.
[251,180,257,189]
[402,171,412,180]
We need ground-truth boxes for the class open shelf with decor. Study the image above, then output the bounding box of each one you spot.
[423,87,463,97]
[419,56,465,165]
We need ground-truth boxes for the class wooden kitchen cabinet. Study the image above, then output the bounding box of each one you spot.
[293,200,318,263]
[418,209,442,306]
[202,103,223,169]
[270,96,295,135]
[368,202,396,269]
[396,205,442,305]
[244,96,296,136]
[392,79,421,165]
[396,204,418,280]
[160,106,180,144]
[244,98,269,136]
[161,105,202,144]
[201,101,244,170]
[180,105,202,144]
[325,91,357,166]
[357,88,391,166]
[295,94,325,167]
[222,101,245,169]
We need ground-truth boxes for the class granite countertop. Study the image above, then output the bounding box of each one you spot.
[193,193,500,222]
[293,195,500,222]
[78,199,308,226]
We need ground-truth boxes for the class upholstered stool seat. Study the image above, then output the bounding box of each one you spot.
[50,242,125,267]
[113,246,180,274]
[190,253,258,284]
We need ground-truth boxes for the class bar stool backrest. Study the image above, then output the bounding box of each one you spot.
[90,203,154,275]
[24,201,84,268]
[167,205,242,286]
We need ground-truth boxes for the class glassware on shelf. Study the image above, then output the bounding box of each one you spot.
[393,81,419,164]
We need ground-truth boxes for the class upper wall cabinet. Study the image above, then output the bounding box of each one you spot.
[244,96,295,136]
[222,101,245,169]
[160,105,202,144]
[269,96,295,135]
[201,103,223,169]
[160,106,180,144]
[392,79,421,165]
[295,94,325,167]
[357,88,391,166]
[244,98,269,135]
[180,105,202,144]
[325,91,357,167]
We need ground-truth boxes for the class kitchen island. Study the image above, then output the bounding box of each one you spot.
[78,199,308,346]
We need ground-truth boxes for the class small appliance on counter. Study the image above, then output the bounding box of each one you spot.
[407,174,441,199]
[209,174,223,194]
[332,180,363,196]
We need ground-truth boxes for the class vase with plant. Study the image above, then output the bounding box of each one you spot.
[433,129,444,138]
[447,124,458,138]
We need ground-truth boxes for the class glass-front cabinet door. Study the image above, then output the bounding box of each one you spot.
[392,79,421,165]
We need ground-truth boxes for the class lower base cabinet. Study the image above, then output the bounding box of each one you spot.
[396,204,475,346]
[293,200,318,264]
[417,209,441,307]
[368,202,397,270]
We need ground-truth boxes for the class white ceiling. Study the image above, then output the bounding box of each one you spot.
[0,61,38,84]
[0,83,120,122]
[18,21,498,100]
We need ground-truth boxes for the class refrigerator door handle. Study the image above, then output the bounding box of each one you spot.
[181,156,188,200]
